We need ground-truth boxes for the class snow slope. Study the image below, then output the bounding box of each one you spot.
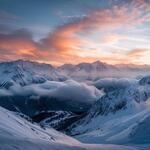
[0,106,137,150]
[72,104,150,144]
[68,77,150,146]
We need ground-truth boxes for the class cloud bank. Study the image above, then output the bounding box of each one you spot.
[0,80,102,104]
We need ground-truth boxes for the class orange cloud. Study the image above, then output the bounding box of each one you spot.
[127,48,150,58]
[41,0,149,55]
[0,0,149,65]
[100,34,122,44]
[0,29,38,61]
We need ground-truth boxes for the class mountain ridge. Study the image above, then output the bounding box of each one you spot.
[0,59,150,83]
[1,59,150,69]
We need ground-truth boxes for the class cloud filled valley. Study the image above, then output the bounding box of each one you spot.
[0,60,150,150]
[0,79,102,116]
[0,0,150,149]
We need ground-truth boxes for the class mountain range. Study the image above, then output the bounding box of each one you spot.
[0,59,150,150]
[0,60,150,87]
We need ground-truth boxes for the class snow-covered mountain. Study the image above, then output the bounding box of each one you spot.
[0,59,67,88]
[0,106,138,150]
[1,60,103,116]
[0,60,149,85]
[0,59,150,150]
[58,61,150,80]
[32,111,86,131]
[59,61,117,73]
[68,77,150,146]
[58,61,118,80]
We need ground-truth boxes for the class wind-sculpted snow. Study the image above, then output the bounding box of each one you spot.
[0,80,103,116]
[0,106,138,150]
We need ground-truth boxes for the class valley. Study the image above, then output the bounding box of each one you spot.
[0,60,150,150]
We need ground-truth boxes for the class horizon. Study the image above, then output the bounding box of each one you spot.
[0,1,150,148]
[0,58,150,67]
[0,0,150,65]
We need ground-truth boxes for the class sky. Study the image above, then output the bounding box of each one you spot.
[0,0,150,66]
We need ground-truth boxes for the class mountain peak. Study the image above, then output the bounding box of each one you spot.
[92,60,105,65]
[93,60,102,63]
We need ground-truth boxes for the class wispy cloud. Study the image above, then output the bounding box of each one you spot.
[127,48,150,57]
[41,0,150,53]
[0,0,149,65]
[0,10,20,21]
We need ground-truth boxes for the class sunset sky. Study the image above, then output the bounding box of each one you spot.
[0,0,150,65]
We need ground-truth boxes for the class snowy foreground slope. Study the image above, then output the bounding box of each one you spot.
[0,106,138,150]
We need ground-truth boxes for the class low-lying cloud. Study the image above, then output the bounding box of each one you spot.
[93,78,138,92]
[0,80,102,103]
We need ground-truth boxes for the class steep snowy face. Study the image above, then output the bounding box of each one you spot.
[0,106,82,148]
[35,111,86,131]
[73,106,150,145]
[68,78,150,144]
[88,78,149,117]
[0,60,67,88]
[82,84,149,122]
